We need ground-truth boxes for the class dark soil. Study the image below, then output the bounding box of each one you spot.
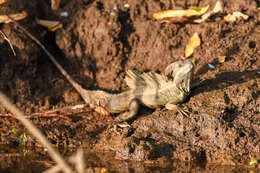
[0,0,259,171]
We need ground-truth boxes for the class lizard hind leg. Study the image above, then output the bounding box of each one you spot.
[113,99,140,125]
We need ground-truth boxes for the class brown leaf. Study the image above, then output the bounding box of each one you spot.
[194,0,223,23]
[185,32,201,58]
[224,12,249,22]
[100,167,108,173]
[0,11,27,24]
[36,18,62,32]
[153,5,209,23]
[51,0,60,10]
[0,0,7,5]
[159,16,189,23]
[218,56,226,63]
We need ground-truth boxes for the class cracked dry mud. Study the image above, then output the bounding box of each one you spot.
[0,0,259,171]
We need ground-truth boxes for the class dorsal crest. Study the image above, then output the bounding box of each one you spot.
[124,70,173,90]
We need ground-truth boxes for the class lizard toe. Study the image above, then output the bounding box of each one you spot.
[177,105,190,117]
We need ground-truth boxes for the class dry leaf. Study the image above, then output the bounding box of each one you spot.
[224,12,249,22]
[0,0,7,5]
[71,104,85,110]
[36,18,62,31]
[232,12,249,20]
[159,16,189,23]
[212,1,223,13]
[185,32,201,58]
[0,11,27,24]
[218,56,226,63]
[224,14,236,22]
[94,106,110,116]
[51,0,60,10]
[194,1,223,23]
[153,5,209,22]
[100,167,108,173]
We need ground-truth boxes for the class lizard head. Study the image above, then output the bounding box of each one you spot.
[165,59,194,94]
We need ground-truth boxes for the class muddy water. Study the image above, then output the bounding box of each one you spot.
[0,146,256,173]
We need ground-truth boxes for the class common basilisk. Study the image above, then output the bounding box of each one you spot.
[58,59,194,125]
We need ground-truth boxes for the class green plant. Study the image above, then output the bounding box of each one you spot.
[12,128,26,154]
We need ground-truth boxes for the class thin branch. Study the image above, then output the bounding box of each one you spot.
[0,30,16,56]
[0,112,71,120]
[0,92,73,173]
[6,15,94,107]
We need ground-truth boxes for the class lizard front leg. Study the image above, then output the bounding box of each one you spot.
[112,99,139,126]
[165,102,190,117]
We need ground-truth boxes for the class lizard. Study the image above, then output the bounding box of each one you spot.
[8,17,194,126]
[52,58,194,126]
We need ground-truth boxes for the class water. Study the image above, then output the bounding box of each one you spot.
[0,146,257,173]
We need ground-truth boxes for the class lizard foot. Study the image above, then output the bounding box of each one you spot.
[106,99,138,133]
[117,122,131,128]
[165,103,190,117]
[108,122,131,135]
[93,105,113,121]
[177,105,190,117]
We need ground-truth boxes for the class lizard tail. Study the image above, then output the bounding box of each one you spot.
[51,59,113,106]
[7,16,113,109]
[81,89,113,106]
[64,74,113,106]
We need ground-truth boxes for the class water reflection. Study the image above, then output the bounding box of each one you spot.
[0,146,257,173]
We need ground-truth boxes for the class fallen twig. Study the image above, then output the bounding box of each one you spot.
[44,104,87,114]
[33,160,56,168]
[6,15,97,111]
[44,149,86,173]
[0,30,16,56]
[0,92,73,173]
[27,113,71,120]
[0,112,71,121]
[0,152,22,157]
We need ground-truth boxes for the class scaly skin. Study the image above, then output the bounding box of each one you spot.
[67,59,194,124]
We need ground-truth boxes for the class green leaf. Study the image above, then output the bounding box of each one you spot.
[249,158,259,166]
[192,58,196,64]
[12,128,18,137]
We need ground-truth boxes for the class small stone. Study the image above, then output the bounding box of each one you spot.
[124,4,130,8]
[208,63,215,69]
[60,11,68,17]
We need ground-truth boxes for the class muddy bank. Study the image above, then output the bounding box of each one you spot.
[0,0,259,168]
